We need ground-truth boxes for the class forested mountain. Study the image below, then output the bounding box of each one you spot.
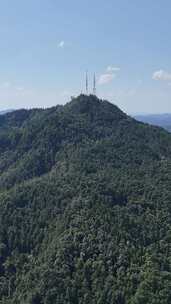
[0,94,171,304]
[135,113,171,132]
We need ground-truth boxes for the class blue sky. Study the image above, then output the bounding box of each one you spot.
[0,0,171,113]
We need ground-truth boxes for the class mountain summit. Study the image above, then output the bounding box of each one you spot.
[0,95,171,303]
[65,94,126,119]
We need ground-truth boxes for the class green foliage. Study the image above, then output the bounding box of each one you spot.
[0,95,171,303]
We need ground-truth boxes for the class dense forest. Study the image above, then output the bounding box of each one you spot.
[0,94,171,303]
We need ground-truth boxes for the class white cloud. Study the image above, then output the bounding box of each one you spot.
[106,66,120,72]
[0,82,11,89]
[98,73,115,85]
[58,41,65,48]
[152,70,171,81]
[0,82,26,92]
[15,86,24,91]
[98,65,120,85]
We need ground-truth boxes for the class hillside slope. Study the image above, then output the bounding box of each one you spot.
[0,95,171,304]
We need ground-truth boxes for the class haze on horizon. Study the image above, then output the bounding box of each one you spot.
[0,0,171,114]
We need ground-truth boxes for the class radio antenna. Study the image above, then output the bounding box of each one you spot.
[93,73,96,95]
[86,71,88,94]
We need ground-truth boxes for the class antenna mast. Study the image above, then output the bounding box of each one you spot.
[86,71,88,95]
[93,73,96,95]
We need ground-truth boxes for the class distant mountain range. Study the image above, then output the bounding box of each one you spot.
[0,109,14,115]
[134,113,171,132]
